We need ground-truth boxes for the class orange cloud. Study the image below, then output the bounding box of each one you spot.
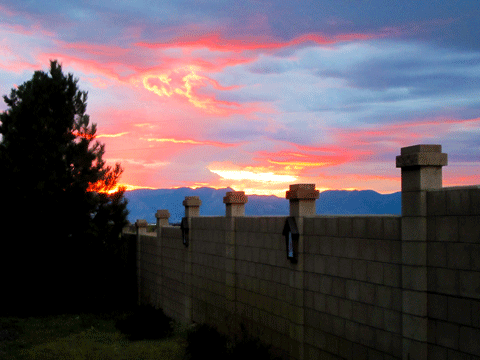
[144,137,237,148]
[97,132,129,138]
[135,31,384,53]
[142,66,241,114]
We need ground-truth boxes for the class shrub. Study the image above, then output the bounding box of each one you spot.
[184,323,280,360]
[115,304,173,341]
[184,324,228,360]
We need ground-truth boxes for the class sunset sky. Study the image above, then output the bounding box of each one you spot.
[1,1,479,197]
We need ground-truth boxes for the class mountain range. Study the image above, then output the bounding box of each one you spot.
[123,187,401,225]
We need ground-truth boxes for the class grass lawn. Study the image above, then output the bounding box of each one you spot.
[0,308,188,360]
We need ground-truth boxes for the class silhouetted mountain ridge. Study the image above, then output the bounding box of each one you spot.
[124,187,400,224]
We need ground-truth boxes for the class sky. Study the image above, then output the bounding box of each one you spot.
[0,1,479,197]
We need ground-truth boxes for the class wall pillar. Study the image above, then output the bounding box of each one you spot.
[183,196,201,323]
[286,184,319,360]
[135,219,148,306]
[224,191,248,217]
[396,144,447,360]
[286,184,319,217]
[223,191,247,334]
[155,210,170,310]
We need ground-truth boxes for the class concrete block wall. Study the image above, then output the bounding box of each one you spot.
[303,216,403,360]
[426,186,480,359]
[160,226,186,322]
[233,216,293,358]
[130,144,480,360]
[189,217,228,329]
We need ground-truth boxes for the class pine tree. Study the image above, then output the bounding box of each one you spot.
[0,60,129,314]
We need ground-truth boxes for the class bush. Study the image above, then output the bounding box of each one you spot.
[115,304,173,341]
[184,323,279,360]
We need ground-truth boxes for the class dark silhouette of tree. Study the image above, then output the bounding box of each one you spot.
[0,60,129,315]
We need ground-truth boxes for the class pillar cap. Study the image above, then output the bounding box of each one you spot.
[286,184,319,200]
[135,219,148,228]
[396,144,447,168]
[155,209,170,219]
[183,196,202,206]
[223,191,248,204]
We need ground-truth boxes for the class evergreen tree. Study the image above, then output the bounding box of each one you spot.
[0,60,129,314]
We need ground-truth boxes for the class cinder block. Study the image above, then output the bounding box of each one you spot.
[325,295,339,316]
[338,257,353,278]
[403,314,428,342]
[359,239,376,260]
[319,236,333,255]
[447,242,472,269]
[391,240,402,264]
[428,293,447,320]
[351,341,368,360]
[320,275,333,294]
[313,217,326,236]
[470,188,480,215]
[446,189,471,215]
[427,344,447,360]
[352,302,368,325]
[472,299,480,328]
[427,190,447,216]
[367,305,384,329]
[402,191,427,216]
[332,277,346,298]
[384,217,401,240]
[359,282,376,304]
[459,326,480,356]
[332,316,346,338]
[346,280,360,301]
[427,242,447,267]
[345,319,359,342]
[403,265,427,291]
[436,267,458,295]
[460,270,480,299]
[304,217,314,235]
[325,256,339,276]
[331,238,346,257]
[337,337,353,359]
[459,216,480,243]
[402,217,427,241]
[403,338,428,360]
[366,217,384,239]
[403,241,427,266]
[448,296,472,326]
[384,309,401,334]
[352,259,367,281]
[376,328,392,354]
[352,217,367,238]
[375,285,392,309]
[314,254,326,274]
[383,263,401,288]
[325,217,338,236]
[375,239,392,263]
[436,320,459,349]
[403,290,427,317]
[338,217,353,237]
[338,298,353,319]
[366,261,384,284]
[358,323,376,347]
[345,237,359,258]
[436,216,459,242]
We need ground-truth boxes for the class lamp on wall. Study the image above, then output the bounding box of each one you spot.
[181,217,189,247]
[283,217,299,263]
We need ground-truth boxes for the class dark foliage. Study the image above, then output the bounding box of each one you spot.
[184,323,280,360]
[115,304,173,341]
[184,324,228,360]
[0,60,129,316]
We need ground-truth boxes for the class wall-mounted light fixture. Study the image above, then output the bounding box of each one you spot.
[283,217,299,263]
[181,217,189,247]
